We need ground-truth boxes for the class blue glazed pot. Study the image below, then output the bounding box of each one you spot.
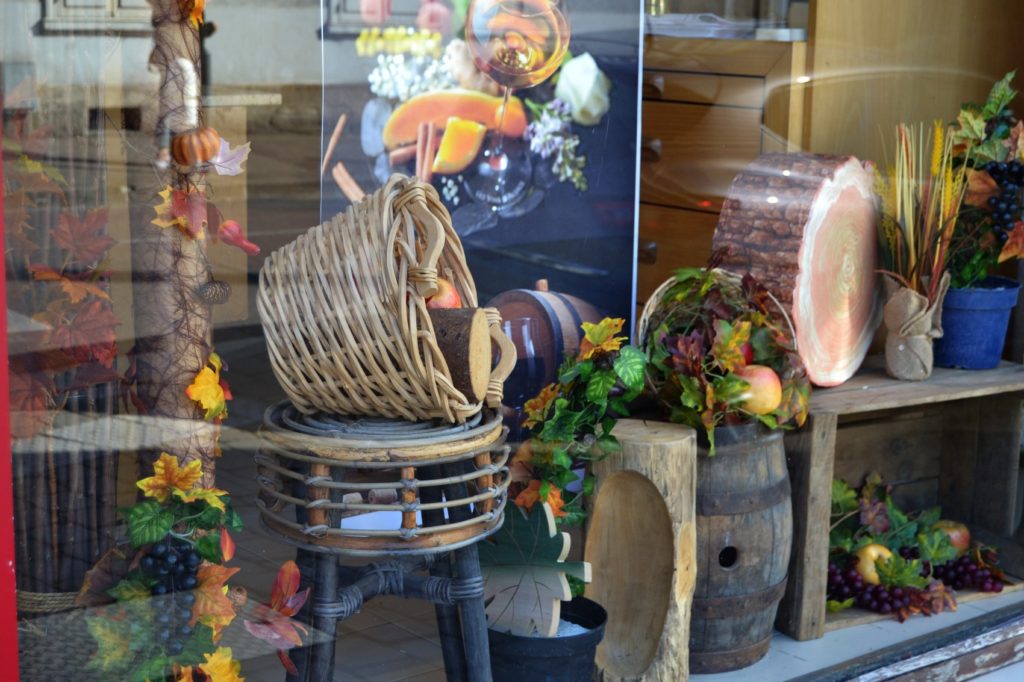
[934,276,1021,369]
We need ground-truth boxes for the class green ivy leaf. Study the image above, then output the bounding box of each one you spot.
[712,372,749,406]
[552,447,573,470]
[582,476,595,496]
[189,502,225,531]
[224,505,244,532]
[876,554,929,589]
[131,655,171,682]
[831,479,859,516]
[612,346,646,391]
[176,624,216,666]
[124,501,174,548]
[678,376,703,410]
[195,532,223,563]
[107,577,154,603]
[954,108,987,145]
[972,137,1009,164]
[827,597,855,613]
[982,70,1017,119]
[917,529,958,566]
[585,369,617,404]
[596,433,622,454]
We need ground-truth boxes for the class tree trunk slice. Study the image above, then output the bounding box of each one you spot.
[712,153,881,387]
[428,308,491,403]
[588,420,697,682]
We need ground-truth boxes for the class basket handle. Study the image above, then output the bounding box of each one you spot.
[399,180,444,299]
[484,308,517,408]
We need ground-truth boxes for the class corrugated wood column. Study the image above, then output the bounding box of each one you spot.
[127,0,216,485]
[776,411,837,641]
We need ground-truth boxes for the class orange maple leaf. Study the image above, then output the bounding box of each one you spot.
[137,452,203,503]
[514,480,567,517]
[30,264,110,304]
[192,563,241,641]
[522,383,559,429]
[999,221,1024,262]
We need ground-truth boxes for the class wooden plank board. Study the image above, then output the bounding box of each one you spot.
[636,204,717,304]
[824,576,1024,632]
[809,358,1024,416]
[776,412,837,641]
[643,36,793,78]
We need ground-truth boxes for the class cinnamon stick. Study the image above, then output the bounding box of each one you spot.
[320,113,348,177]
[415,121,438,183]
[331,161,366,202]
[389,143,417,167]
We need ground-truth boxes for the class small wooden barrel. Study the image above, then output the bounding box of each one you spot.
[486,279,604,389]
[690,424,792,673]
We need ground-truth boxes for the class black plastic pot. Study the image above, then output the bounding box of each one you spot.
[488,597,607,682]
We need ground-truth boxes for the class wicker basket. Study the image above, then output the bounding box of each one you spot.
[258,175,515,424]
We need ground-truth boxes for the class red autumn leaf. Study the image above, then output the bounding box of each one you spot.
[244,561,310,675]
[1000,221,1024,263]
[170,188,208,239]
[50,299,120,367]
[52,208,116,264]
[9,364,55,439]
[965,169,1001,209]
[9,120,54,158]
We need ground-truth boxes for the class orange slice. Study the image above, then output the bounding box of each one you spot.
[432,118,487,175]
[382,89,527,149]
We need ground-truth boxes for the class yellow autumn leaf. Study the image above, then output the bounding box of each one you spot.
[86,615,132,672]
[174,486,229,512]
[199,647,245,682]
[186,352,228,421]
[137,453,203,502]
[578,317,625,360]
[152,186,185,231]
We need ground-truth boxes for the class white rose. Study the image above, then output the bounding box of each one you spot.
[554,53,612,127]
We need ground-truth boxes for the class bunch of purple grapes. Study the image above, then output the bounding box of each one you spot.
[898,546,931,577]
[932,554,1004,593]
[139,536,201,656]
[827,561,864,602]
[983,160,1023,243]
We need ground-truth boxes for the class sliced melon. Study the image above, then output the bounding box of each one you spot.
[382,89,527,149]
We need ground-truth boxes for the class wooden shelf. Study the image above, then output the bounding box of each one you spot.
[776,359,1024,642]
[810,358,1024,416]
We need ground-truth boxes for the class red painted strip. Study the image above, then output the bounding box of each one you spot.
[0,116,23,680]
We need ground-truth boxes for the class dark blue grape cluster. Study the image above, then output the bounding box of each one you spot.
[983,159,1024,242]
[932,554,1003,593]
[140,537,201,656]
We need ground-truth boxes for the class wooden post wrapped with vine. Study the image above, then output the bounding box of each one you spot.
[128,0,218,485]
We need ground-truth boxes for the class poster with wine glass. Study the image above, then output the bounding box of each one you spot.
[319,0,642,430]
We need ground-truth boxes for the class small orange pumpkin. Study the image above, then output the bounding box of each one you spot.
[171,126,221,167]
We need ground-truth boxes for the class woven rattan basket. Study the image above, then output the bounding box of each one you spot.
[258,175,515,424]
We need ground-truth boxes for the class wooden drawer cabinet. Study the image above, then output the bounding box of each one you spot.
[636,36,806,306]
[640,101,762,213]
[637,205,717,299]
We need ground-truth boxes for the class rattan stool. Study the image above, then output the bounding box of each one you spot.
[257,403,510,682]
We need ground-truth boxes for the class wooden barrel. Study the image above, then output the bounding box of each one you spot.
[485,279,604,392]
[690,423,792,674]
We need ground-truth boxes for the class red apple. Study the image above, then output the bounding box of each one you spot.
[933,520,971,556]
[740,342,754,366]
[855,543,894,585]
[734,364,782,415]
[426,277,462,309]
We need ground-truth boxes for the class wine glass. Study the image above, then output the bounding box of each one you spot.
[463,0,570,211]
[500,317,547,445]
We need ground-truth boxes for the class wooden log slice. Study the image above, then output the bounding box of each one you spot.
[713,153,881,386]
[428,307,491,402]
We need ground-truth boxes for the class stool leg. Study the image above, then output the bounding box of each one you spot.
[452,543,492,682]
[286,548,317,682]
[443,462,493,682]
[310,552,340,681]
[420,466,469,681]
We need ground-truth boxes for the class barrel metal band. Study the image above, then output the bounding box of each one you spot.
[689,634,773,673]
[696,477,791,516]
[691,578,788,619]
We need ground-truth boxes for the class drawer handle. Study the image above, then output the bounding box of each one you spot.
[641,137,662,163]
[638,240,658,264]
[643,74,665,99]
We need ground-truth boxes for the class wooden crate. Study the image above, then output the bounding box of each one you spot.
[776,358,1024,641]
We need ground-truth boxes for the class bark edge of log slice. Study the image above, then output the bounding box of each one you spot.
[713,153,882,387]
